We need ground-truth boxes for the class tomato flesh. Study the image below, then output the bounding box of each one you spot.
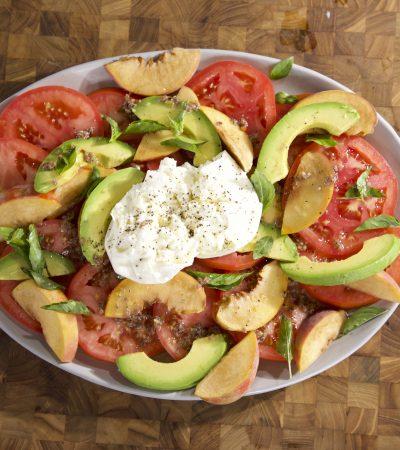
[187,61,276,150]
[0,86,103,151]
[68,264,162,362]
[199,252,262,272]
[154,288,220,360]
[284,136,398,259]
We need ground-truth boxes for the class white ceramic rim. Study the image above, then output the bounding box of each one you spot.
[0,49,398,401]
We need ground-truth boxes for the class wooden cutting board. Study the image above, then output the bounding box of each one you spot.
[1,0,400,448]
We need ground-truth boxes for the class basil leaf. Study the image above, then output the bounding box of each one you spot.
[23,269,64,291]
[42,300,90,315]
[305,134,338,147]
[253,236,274,259]
[169,107,186,135]
[250,169,275,211]
[0,227,14,241]
[269,56,294,80]
[341,306,386,336]
[355,214,400,232]
[27,224,45,273]
[85,167,104,198]
[345,167,383,200]
[275,91,298,104]
[161,135,206,153]
[55,146,77,175]
[124,119,168,135]
[276,315,293,378]
[102,115,122,142]
[8,228,29,259]
[187,270,253,291]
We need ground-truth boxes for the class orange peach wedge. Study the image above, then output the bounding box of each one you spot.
[195,331,259,404]
[295,310,346,372]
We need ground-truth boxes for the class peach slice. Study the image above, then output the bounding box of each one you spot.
[105,48,201,96]
[105,271,206,317]
[12,280,78,362]
[215,262,287,332]
[282,151,334,234]
[195,331,259,404]
[347,271,400,302]
[0,196,62,227]
[177,86,200,105]
[295,310,346,372]
[294,90,377,136]
[133,130,178,162]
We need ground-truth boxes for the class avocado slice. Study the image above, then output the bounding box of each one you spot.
[134,96,221,165]
[0,250,75,280]
[256,102,360,183]
[239,223,298,262]
[79,167,144,265]
[35,138,135,193]
[117,334,227,391]
[281,234,400,285]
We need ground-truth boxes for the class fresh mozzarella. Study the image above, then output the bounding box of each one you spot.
[105,151,262,284]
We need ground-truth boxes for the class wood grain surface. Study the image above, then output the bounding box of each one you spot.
[1,0,400,449]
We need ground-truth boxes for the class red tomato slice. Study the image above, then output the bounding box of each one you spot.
[0,138,47,191]
[67,264,162,362]
[199,252,262,272]
[187,61,276,150]
[284,136,398,259]
[0,86,104,151]
[154,288,221,360]
[0,246,41,332]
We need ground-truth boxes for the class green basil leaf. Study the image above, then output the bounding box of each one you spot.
[305,134,338,147]
[341,306,386,336]
[124,119,168,135]
[269,56,294,80]
[355,214,400,232]
[7,228,29,259]
[275,91,298,104]
[169,106,186,135]
[161,135,206,153]
[276,315,293,378]
[102,115,122,142]
[55,146,77,175]
[0,227,15,241]
[187,270,253,291]
[42,299,91,315]
[344,167,383,200]
[253,236,274,259]
[27,224,45,273]
[24,269,64,291]
[250,169,275,211]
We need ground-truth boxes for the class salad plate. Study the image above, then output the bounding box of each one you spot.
[0,49,399,401]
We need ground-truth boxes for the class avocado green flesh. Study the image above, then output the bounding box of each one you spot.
[79,167,144,265]
[256,102,360,184]
[117,334,227,391]
[134,96,221,166]
[34,138,135,194]
[0,251,75,280]
[239,223,298,262]
[281,234,400,285]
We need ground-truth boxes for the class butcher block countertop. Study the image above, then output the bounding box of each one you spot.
[1,0,400,449]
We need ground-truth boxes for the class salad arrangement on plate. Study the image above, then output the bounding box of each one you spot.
[0,48,399,404]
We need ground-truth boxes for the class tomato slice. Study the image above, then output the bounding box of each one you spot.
[187,61,276,150]
[67,264,162,362]
[284,136,398,259]
[0,86,104,151]
[154,288,220,360]
[199,252,262,271]
[0,138,48,191]
[0,246,41,332]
